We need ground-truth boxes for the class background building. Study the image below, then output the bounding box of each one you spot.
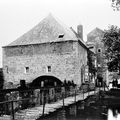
[86,27,109,86]
[2,14,88,88]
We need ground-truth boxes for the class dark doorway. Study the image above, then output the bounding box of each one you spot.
[29,75,63,88]
[97,75,103,87]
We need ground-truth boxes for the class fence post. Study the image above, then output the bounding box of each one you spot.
[88,85,89,96]
[62,87,65,108]
[94,86,96,95]
[39,89,41,105]
[74,88,76,103]
[99,84,100,92]
[104,81,105,92]
[42,89,45,116]
[83,89,84,101]
[63,92,64,108]
[4,102,7,115]
[11,101,14,120]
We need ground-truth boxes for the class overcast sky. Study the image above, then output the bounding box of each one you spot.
[0,0,120,67]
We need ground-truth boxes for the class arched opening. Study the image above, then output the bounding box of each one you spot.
[29,75,63,88]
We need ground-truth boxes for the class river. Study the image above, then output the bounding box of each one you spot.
[38,98,120,120]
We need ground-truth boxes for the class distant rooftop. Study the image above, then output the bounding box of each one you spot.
[86,27,104,43]
[87,27,104,37]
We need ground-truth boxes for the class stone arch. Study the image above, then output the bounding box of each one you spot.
[29,75,63,88]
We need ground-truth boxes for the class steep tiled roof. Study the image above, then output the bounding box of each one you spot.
[87,27,104,43]
[87,27,103,37]
[6,14,78,47]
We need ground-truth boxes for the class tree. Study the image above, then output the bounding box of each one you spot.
[102,25,120,74]
[111,0,120,10]
[0,68,4,89]
[87,50,96,76]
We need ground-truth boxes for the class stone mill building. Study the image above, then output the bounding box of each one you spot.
[2,14,88,88]
[86,27,109,86]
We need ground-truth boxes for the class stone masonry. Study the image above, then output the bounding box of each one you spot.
[2,14,88,88]
[86,27,109,85]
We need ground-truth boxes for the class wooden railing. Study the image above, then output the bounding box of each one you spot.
[0,84,96,120]
[0,86,77,119]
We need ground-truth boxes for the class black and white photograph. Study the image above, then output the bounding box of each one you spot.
[0,0,120,120]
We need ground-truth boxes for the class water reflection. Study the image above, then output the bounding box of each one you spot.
[57,109,66,120]
[39,101,120,120]
[108,108,120,120]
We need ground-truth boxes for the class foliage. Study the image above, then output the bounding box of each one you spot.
[111,0,120,10]
[87,50,96,75]
[102,25,120,73]
[0,69,4,89]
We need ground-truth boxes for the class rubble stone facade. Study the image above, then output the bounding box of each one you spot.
[2,14,88,88]
[86,27,109,85]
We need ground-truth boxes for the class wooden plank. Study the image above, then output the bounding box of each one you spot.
[0,90,97,120]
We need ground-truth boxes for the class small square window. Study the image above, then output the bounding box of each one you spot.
[58,34,64,38]
[98,48,101,53]
[47,66,51,72]
[25,67,29,73]
[5,66,9,73]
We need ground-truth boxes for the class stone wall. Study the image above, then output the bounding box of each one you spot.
[3,41,86,88]
[87,29,108,85]
[4,41,73,57]
[77,41,88,85]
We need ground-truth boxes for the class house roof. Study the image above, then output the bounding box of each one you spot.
[87,27,104,37]
[5,14,79,47]
[87,27,104,43]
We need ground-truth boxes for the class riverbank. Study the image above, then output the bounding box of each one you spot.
[39,89,120,120]
[0,90,97,120]
[39,90,108,120]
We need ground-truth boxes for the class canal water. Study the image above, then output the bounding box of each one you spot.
[38,99,120,120]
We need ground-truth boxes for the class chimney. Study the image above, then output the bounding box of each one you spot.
[77,24,83,40]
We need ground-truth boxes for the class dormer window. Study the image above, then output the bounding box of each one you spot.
[89,46,94,49]
[58,34,64,38]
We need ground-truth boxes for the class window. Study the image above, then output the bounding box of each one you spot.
[47,66,51,72]
[5,66,9,73]
[58,34,64,38]
[97,64,101,67]
[98,48,101,53]
[89,46,94,49]
[25,67,29,73]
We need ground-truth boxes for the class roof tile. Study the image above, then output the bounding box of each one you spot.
[6,14,78,47]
